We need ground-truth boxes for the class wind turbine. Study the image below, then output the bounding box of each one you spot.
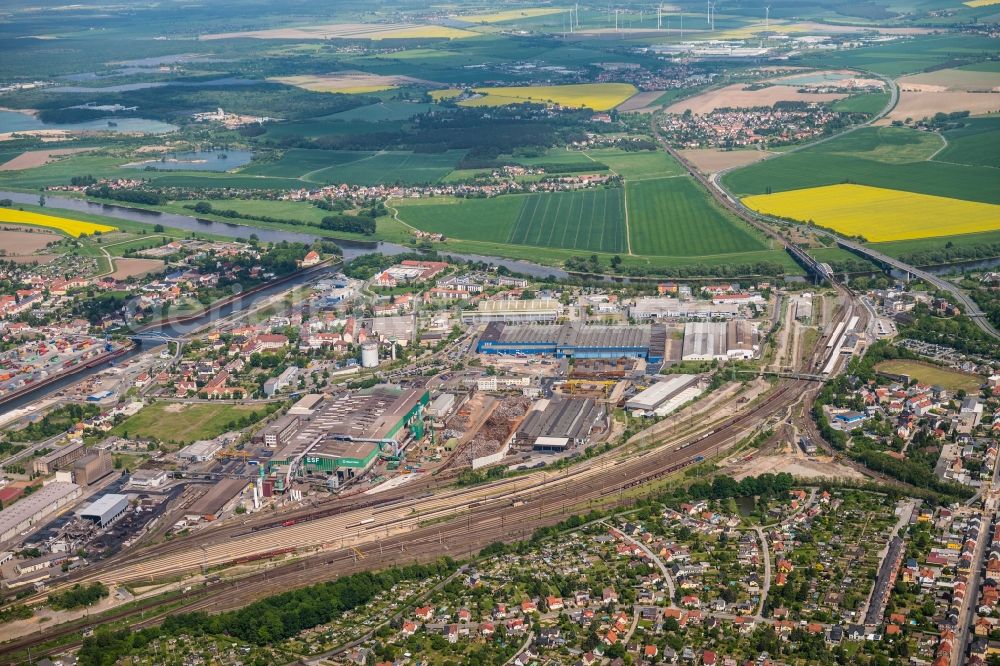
[765,5,771,30]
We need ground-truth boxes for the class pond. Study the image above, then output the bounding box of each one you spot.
[0,110,177,135]
[122,149,254,172]
[735,495,756,517]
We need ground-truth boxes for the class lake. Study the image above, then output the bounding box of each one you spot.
[46,77,258,93]
[122,150,254,172]
[0,110,176,134]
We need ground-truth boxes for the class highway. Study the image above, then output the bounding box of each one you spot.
[657,73,998,342]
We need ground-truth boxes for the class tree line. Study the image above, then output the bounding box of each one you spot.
[77,559,455,665]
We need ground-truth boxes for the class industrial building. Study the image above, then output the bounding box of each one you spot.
[14,552,66,576]
[515,398,605,451]
[177,439,223,462]
[629,298,741,320]
[78,493,129,528]
[256,414,301,448]
[366,315,416,345]
[0,482,81,543]
[681,322,728,361]
[127,469,170,488]
[186,478,248,521]
[793,294,813,322]
[625,375,701,416]
[269,387,429,487]
[73,450,113,486]
[461,299,561,324]
[32,441,85,476]
[428,393,456,420]
[477,323,665,363]
[726,320,758,359]
[288,393,323,416]
[680,321,758,362]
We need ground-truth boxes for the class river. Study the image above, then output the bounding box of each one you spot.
[0,189,567,413]
[0,190,567,277]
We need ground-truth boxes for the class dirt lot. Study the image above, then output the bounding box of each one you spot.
[732,453,865,481]
[111,257,165,280]
[883,89,1000,122]
[617,90,667,112]
[767,69,883,89]
[0,226,59,254]
[680,148,773,173]
[898,68,1000,92]
[271,71,435,93]
[666,83,847,114]
[0,147,92,171]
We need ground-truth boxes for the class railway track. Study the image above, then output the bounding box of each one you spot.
[0,276,864,662]
[0,381,805,663]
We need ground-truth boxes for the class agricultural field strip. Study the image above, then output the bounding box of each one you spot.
[743,184,1000,242]
[0,208,116,237]
[507,189,624,253]
[299,150,386,183]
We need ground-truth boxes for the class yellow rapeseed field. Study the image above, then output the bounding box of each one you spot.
[0,208,117,237]
[964,0,1000,7]
[431,83,638,111]
[457,8,565,23]
[742,184,1000,242]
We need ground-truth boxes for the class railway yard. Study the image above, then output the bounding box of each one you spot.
[1,122,996,664]
[0,274,867,660]
[0,214,995,666]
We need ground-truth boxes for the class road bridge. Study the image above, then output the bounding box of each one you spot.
[130,331,183,344]
[678,71,997,342]
[835,238,1000,339]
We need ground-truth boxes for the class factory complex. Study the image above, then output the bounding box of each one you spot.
[267,387,430,490]
[477,323,667,363]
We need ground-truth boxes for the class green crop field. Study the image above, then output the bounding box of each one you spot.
[393,195,524,244]
[829,91,890,115]
[627,177,767,256]
[584,148,685,180]
[241,149,464,185]
[869,229,1000,264]
[396,188,627,253]
[935,117,1000,168]
[959,61,1000,73]
[723,126,1000,205]
[508,188,626,253]
[241,149,366,177]
[328,101,436,122]
[792,34,1000,77]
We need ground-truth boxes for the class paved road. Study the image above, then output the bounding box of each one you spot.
[754,526,771,620]
[664,73,998,342]
[954,460,1000,665]
[603,520,677,605]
